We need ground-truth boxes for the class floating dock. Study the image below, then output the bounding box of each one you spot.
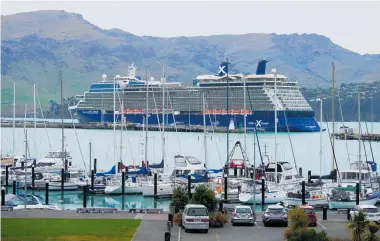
[0,122,247,133]
[333,133,380,142]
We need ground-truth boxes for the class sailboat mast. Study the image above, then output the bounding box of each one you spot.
[243,76,247,152]
[145,65,149,166]
[332,62,335,171]
[33,84,37,156]
[320,98,323,176]
[358,91,362,187]
[162,65,166,172]
[113,76,116,170]
[273,69,278,183]
[203,93,208,167]
[120,101,124,163]
[13,82,16,159]
[226,59,230,166]
[60,71,65,169]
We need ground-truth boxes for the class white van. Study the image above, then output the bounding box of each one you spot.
[182,204,209,233]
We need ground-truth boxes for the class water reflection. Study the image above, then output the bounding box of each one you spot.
[7,188,171,211]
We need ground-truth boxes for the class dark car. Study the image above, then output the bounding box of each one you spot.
[299,205,317,227]
[262,205,288,227]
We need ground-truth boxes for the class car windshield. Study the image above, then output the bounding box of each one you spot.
[302,208,315,214]
[362,208,378,213]
[236,208,251,213]
[187,207,208,216]
[267,208,284,213]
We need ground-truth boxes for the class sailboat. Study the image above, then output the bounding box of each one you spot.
[328,91,378,209]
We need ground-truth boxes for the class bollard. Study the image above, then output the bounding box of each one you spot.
[5,166,9,187]
[322,207,327,220]
[83,185,88,208]
[122,170,125,196]
[224,176,228,201]
[299,167,302,177]
[261,177,265,211]
[356,182,359,205]
[12,180,16,195]
[94,158,97,174]
[168,213,173,223]
[45,181,49,205]
[91,170,95,191]
[347,208,351,220]
[164,231,170,241]
[301,181,306,205]
[32,166,35,189]
[234,166,237,177]
[154,173,157,198]
[187,175,191,199]
[1,187,5,206]
[308,170,311,183]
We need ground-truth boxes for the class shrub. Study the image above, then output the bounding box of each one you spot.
[347,209,369,241]
[173,212,183,225]
[288,228,329,241]
[170,186,189,213]
[191,184,217,212]
[209,211,228,228]
[365,221,380,241]
[288,206,309,231]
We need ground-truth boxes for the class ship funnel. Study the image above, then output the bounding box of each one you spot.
[256,60,268,75]
[217,61,229,76]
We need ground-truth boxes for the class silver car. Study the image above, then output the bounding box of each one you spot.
[262,205,288,227]
[182,204,209,233]
[231,205,255,226]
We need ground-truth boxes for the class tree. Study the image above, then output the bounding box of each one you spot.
[170,186,189,213]
[288,228,329,241]
[288,206,309,231]
[347,209,369,241]
[191,184,217,212]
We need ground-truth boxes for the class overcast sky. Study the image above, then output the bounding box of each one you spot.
[2,1,380,54]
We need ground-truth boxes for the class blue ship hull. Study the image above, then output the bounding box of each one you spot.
[76,110,320,132]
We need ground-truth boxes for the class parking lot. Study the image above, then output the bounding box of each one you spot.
[179,212,350,241]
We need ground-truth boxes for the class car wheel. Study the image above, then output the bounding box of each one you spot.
[205,229,209,233]
[284,222,288,227]
[263,222,267,227]
[184,228,188,233]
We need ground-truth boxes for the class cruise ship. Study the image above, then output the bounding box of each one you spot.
[71,60,320,132]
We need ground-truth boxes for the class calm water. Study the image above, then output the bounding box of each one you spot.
[2,122,379,210]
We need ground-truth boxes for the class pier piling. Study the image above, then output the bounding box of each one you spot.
[234,166,237,177]
[307,170,311,183]
[45,181,49,205]
[31,166,35,188]
[224,175,228,201]
[91,170,95,191]
[94,158,97,174]
[356,182,359,205]
[322,207,327,220]
[5,166,9,187]
[61,168,64,192]
[122,170,125,196]
[1,187,5,206]
[83,185,88,208]
[299,167,302,177]
[301,181,306,205]
[154,173,157,198]
[12,180,16,195]
[187,175,191,199]
[261,177,265,211]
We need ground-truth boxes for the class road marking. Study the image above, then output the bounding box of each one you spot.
[317,222,326,230]
[216,232,220,241]
[178,226,181,241]
[254,222,260,228]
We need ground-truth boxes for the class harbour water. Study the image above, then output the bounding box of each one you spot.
[1,122,379,210]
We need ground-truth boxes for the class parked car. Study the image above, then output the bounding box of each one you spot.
[350,205,380,224]
[299,205,317,226]
[231,205,255,226]
[262,205,288,227]
[182,204,209,233]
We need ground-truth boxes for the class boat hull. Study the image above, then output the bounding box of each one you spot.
[328,198,378,209]
[239,191,286,204]
[284,197,328,207]
[76,110,320,132]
